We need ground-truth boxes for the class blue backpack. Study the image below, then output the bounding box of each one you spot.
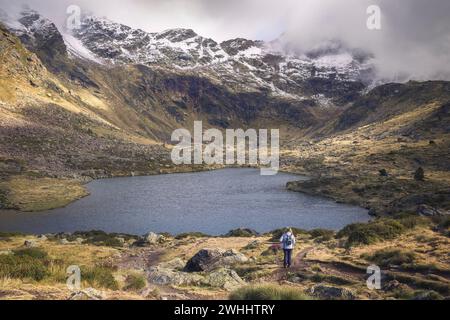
[284,234,293,247]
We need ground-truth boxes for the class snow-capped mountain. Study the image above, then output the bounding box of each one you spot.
[1,9,375,102]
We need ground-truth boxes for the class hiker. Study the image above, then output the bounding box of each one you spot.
[280,228,296,268]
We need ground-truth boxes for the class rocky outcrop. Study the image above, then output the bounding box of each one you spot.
[310,285,355,300]
[148,265,244,290]
[133,232,167,246]
[69,288,106,300]
[24,240,39,248]
[147,249,247,290]
[184,248,248,272]
[205,268,245,290]
[158,258,186,271]
[417,204,449,217]
[148,266,204,287]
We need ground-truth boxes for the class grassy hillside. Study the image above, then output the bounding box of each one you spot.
[283,83,450,215]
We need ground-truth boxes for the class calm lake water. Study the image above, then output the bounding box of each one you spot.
[0,169,369,235]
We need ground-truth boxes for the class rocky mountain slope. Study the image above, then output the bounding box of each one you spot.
[3,9,372,102]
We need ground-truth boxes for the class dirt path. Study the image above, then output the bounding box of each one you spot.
[273,246,369,285]
[293,247,315,269]
[272,247,314,282]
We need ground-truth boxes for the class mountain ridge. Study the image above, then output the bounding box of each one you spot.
[1,9,374,104]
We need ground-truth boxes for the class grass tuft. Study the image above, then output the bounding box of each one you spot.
[124,273,147,291]
[81,265,119,290]
[175,232,210,240]
[337,219,405,247]
[363,249,417,267]
[0,249,49,281]
[230,285,312,300]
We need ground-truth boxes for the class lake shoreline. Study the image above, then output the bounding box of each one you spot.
[0,164,309,213]
[0,168,369,235]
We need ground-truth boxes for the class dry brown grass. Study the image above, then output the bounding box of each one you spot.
[0,176,88,212]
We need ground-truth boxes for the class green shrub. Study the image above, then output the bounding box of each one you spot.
[396,215,430,229]
[13,248,49,260]
[414,167,425,181]
[72,231,129,247]
[175,232,210,240]
[309,273,355,285]
[81,265,118,290]
[388,285,444,300]
[234,266,273,281]
[124,273,147,291]
[0,255,49,281]
[0,232,26,238]
[337,219,405,247]
[230,285,311,300]
[401,263,442,273]
[364,249,417,267]
[390,286,416,300]
[260,246,281,256]
[385,273,450,295]
[0,231,26,242]
[268,228,308,241]
[412,290,444,300]
[225,229,258,237]
[435,216,450,229]
[308,229,335,241]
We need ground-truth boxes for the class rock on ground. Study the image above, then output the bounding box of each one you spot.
[417,204,449,217]
[184,248,248,272]
[147,266,204,286]
[310,285,355,300]
[69,288,106,300]
[205,268,245,290]
[24,240,39,248]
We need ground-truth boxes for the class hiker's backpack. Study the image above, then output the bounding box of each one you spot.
[284,234,293,247]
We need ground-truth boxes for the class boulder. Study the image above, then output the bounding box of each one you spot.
[24,240,39,248]
[205,268,245,291]
[69,288,106,300]
[382,280,411,293]
[142,232,166,245]
[145,232,159,244]
[417,204,447,217]
[148,267,204,286]
[37,235,48,241]
[158,258,186,270]
[244,240,262,250]
[368,208,379,217]
[310,285,355,300]
[59,238,70,245]
[184,248,248,272]
[221,249,249,265]
[413,291,443,300]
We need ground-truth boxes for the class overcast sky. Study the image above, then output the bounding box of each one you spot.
[1,0,450,81]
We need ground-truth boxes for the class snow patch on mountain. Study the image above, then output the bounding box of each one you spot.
[0,9,375,101]
[63,34,104,64]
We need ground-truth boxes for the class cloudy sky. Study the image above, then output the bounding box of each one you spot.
[1,0,450,81]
